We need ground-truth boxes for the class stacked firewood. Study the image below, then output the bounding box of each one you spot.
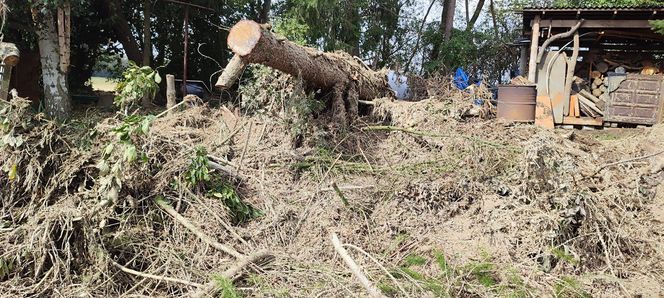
[590,71,608,98]
[572,75,605,118]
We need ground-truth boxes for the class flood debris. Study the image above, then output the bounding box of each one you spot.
[2,69,664,296]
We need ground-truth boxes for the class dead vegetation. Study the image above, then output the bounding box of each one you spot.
[1,72,663,297]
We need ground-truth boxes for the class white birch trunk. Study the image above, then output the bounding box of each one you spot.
[36,11,71,120]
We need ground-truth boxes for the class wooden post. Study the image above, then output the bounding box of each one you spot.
[527,15,540,83]
[563,32,580,116]
[519,46,527,77]
[166,74,176,114]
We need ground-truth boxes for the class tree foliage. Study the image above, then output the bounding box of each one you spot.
[2,0,663,115]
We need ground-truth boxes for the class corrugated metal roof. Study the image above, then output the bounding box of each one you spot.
[522,4,664,11]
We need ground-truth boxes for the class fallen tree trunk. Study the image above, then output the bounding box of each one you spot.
[217,20,393,122]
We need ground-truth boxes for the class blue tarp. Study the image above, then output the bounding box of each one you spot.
[454,68,471,90]
[453,67,481,91]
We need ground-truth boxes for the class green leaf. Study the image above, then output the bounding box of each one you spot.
[141,117,152,135]
[8,164,17,181]
[104,143,115,156]
[154,72,162,84]
[124,145,137,163]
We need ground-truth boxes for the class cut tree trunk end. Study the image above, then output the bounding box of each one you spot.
[219,20,393,125]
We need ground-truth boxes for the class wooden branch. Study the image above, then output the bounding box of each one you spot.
[154,197,244,258]
[111,259,204,288]
[208,160,245,180]
[536,20,583,64]
[215,54,246,89]
[562,32,579,116]
[190,250,274,298]
[163,0,215,11]
[330,233,385,298]
[593,149,664,176]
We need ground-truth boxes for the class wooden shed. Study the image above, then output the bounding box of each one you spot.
[519,5,664,128]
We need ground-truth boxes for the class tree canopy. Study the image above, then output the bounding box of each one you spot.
[2,0,663,118]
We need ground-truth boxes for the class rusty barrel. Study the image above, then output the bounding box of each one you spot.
[497,85,536,122]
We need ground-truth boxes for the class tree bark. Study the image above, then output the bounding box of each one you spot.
[36,11,72,120]
[259,0,271,23]
[464,0,469,24]
[430,0,456,61]
[142,0,152,67]
[489,0,499,36]
[466,0,485,30]
[141,0,153,107]
[443,0,456,41]
[219,20,390,102]
[102,0,143,65]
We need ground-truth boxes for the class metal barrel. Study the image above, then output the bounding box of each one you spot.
[497,85,537,122]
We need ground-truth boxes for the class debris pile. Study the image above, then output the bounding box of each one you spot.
[1,70,663,297]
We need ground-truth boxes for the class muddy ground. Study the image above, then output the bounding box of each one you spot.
[1,78,663,297]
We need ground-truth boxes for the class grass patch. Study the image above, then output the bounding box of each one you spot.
[554,276,591,298]
[212,275,241,298]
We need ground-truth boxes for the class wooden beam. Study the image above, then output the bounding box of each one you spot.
[536,19,654,29]
[562,32,579,116]
[527,15,540,82]
[562,116,603,126]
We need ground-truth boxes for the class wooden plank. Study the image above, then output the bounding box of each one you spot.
[535,50,551,97]
[527,15,541,83]
[535,95,555,129]
[579,89,605,106]
[550,52,567,124]
[578,95,604,115]
[569,95,579,117]
[562,116,603,126]
[537,19,653,29]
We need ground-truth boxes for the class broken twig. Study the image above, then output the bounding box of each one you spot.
[330,233,385,298]
[155,197,244,258]
[111,259,204,288]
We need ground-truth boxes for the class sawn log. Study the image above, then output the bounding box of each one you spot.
[216,20,392,103]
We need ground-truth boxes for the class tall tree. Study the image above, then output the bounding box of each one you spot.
[489,0,499,36]
[101,0,142,64]
[466,0,485,30]
[259,0,271,23]
[32,1,72,120]
[142,0,152,66]
[430,0,456,61]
